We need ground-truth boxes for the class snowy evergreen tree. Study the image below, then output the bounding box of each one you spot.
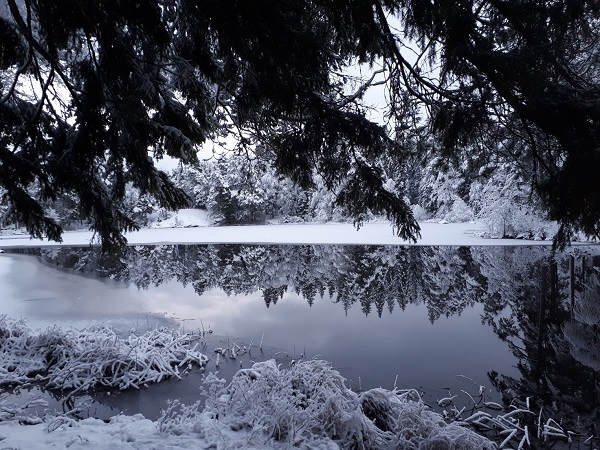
[187,156,271,224]
[470,165,546,238]
[0,0,420,250]
[418,156,473,223]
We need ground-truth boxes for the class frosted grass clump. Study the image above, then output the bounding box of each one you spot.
[159,359,496,449]
[0,315,208,392]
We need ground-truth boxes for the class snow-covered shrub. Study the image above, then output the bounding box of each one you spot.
[442,196,474,223]
[410,203,430,221]
[360,388,495,449]
[418,159,470,221]
[189,157,274,225]
[204,359,380,447]
[160,359,495,449]
[121,184,158,227]
[308,176,348,223]
[0,317,208,391]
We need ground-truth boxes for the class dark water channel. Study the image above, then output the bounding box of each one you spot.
[1,244,599,442]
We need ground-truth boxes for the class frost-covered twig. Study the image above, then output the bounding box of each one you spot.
[460,398,578,449]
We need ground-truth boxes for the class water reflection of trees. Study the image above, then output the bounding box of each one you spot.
[14,244,600,434]
[475,247,600,437]
[22,244,486,319]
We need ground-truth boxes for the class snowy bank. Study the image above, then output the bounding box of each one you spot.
[0,319,581,449]
[0,357,495,450]
[0,221,579,249]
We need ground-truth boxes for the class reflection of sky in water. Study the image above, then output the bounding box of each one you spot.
[0,254,176,332]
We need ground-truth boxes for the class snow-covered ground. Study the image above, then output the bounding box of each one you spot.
[0,208,577,248]
[148,208,213,229]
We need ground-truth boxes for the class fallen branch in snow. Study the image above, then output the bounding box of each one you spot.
[0,316,208,392]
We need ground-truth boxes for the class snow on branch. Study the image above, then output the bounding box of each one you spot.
[0,316,208,392]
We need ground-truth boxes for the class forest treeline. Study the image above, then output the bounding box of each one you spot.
[0,147,552,239]
[77,148,553,239]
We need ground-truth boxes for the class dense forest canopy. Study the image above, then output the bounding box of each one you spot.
[0,0,599,250]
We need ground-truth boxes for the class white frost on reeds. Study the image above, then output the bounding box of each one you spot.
[0,316,208,392]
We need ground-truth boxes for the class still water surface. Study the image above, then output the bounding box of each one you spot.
[0,244,598,433]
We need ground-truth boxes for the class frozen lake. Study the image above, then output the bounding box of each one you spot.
[1,244,599,430]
